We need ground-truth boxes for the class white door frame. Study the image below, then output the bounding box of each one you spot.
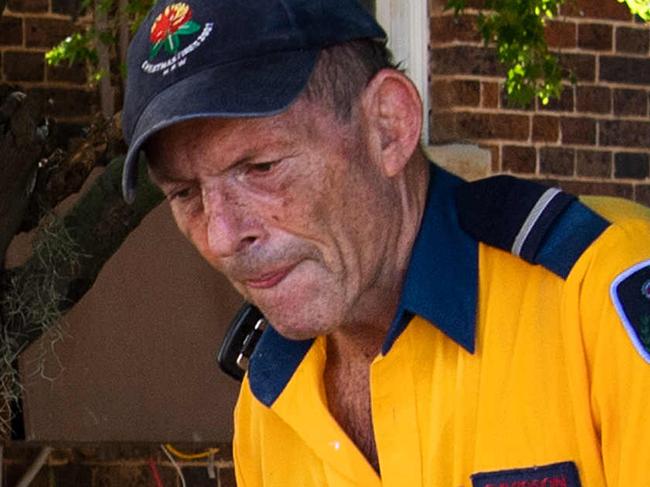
[376,0,430,143]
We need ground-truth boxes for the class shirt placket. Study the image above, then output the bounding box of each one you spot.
[370,337,423,487]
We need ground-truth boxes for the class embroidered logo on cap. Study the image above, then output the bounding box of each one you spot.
[471,461,581,487]
[611,259,650,364]
[149,3,199,57]
[141,2,213,76]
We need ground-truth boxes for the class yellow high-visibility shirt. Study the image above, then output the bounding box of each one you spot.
[233,166,650,487]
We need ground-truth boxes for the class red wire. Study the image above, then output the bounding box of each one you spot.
[148,457,165,487]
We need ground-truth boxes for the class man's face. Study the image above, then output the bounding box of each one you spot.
[147,98,401,340]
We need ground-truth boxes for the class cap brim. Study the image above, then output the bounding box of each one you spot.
[122,48,319,203]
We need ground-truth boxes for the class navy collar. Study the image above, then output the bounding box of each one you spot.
[248,163,479,406]
[382,165,478,354]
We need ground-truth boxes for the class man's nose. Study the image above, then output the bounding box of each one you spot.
[203,186,260,258]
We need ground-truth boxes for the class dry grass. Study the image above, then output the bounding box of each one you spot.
[0,214,84,436]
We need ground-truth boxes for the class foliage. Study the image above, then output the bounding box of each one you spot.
[447,0,648,106]
[620,0,650,20]
[447,0,565,106]
[45,32,99,78]
[45,0,649,105]
[44,0,153,82]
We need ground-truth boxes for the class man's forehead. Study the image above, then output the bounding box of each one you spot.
[151,97,315,146]
[146,112,302,178]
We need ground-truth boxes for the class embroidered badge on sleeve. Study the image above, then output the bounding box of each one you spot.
[471,461,582,487]
[611,259,650,364]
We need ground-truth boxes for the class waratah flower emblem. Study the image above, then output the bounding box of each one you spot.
[149,3,201,59]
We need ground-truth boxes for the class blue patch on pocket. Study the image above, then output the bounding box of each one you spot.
[611,259,650,364]
[471,461,581,487]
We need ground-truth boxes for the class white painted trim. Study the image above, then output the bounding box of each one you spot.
[376,0,430,143]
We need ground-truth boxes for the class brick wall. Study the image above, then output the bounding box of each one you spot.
[0,0,98,137]
[2,443,235,487]
[429,0,650,206]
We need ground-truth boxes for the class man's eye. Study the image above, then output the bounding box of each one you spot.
[169,186,193,201]
[248,160,279,175]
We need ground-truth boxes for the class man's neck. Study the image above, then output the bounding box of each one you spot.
[322,152,430,471]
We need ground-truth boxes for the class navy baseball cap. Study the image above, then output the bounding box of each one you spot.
[121,0,386,203]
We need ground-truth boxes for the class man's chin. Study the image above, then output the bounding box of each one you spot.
[260,308,337,341]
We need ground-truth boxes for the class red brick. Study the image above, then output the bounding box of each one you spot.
[561,0,632,21]
[431,79,480,110]
[600,120,650,148]
[558,181,633,199]
[539,85,574,112]
[502,145,536,174]
[429,112,457,143]
[600,56,650,85]
[532,115,559,142]
[558,53,596,82]
[613,88,648,117]
[578,23,613,51]
[2,50,44,82]
[47,62,87,84]
[52,0,83,15]
[561,117,596,145]
[454,112,530,141]
[430,46,504,77]
[545,20,576,49]
[616,27,650,54]
[482,82,499,108]
[576,86,611,114]
[430,14,481,44]
[540,147,575,176]
[0,16,23,46]
[637,185,650,207]
[615,152,649,179]
[7,0,48,12]
[25,18,76,48]
[577,150,612,178]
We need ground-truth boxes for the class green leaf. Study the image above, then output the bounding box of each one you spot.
[619,0,650,21]
[176,20,201,36]
[445,0,467,14]
[453,0,570,106]
[149,40,163,59]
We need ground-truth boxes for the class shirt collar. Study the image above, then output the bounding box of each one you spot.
[382,164,478,354]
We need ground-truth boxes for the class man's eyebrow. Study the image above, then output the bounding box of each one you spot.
[147,164,177,186]
[148,138,294,184]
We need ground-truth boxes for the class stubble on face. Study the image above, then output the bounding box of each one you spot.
[147,98,406,341]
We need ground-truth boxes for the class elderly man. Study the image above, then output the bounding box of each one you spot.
[122,0,650,485]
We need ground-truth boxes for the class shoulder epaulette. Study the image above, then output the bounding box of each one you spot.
[455,175,610,279]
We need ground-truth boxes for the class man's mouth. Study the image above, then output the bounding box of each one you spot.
[244,264,296,289]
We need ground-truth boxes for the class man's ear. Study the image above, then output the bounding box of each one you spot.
[361,69,423,178]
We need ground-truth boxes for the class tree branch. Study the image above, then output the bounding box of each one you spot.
[0,92,47,267]
[1,155,163,363]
